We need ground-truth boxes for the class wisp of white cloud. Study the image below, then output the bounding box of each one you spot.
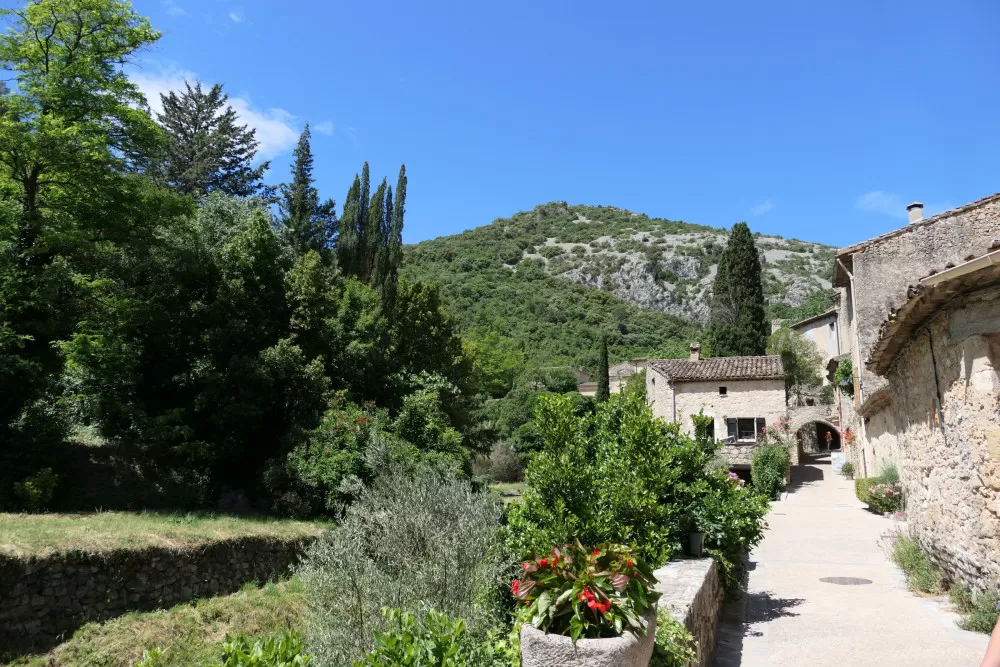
[314,121,335,136]
[130,65,299,159]
[162,0,188,17]
[751,199,776,216]
[855,191,908,219]
[229,10,244,23]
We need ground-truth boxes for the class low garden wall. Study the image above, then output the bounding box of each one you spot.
[654,558,723,667]
[0,535,315,652]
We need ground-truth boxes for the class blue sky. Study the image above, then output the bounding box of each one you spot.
[132,0,1000,247]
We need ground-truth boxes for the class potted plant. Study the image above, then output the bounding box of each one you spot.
[682,507,707,557]
[514,542,660,666]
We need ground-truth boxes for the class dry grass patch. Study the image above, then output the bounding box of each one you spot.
[0,512,329,557]
[5,579,306,667]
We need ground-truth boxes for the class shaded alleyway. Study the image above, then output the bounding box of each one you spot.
[714,454,988,667]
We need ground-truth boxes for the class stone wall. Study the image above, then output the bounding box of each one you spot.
[654,558,723,667]
[848,194,1000,402]
[886,283,1000,591]
[647,373,787,470]
[0,535,314,652]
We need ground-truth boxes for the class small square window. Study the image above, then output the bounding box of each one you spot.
[719,386,727,396]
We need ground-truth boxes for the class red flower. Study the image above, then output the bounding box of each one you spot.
[511,580,520,595]
[592,549,600,556]
[522,562,530,572]
[595,599,612,615]
[539,558,549,567]
[626,559,633,568]
[587,599,597,609]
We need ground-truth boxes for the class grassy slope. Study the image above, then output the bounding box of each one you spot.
[403,202,833,368]
[0,512,328,557]
[5,580,305,667]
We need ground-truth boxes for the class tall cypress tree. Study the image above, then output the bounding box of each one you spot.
[156,82,269,198]
[279,125,337,258]
[337,174,362,276]
[361,178,387,283]
[596,334,610,403]
[385,165,406,304]
[707,222,768,357]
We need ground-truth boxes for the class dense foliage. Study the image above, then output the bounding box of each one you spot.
[512,542,659,640]
[0,0,476,512]
[507,392,769,589]
[767,326,822,405]
[296,462,513,665]
[707,222,768,357]
[356,609,510,667]
[835,358,855,397]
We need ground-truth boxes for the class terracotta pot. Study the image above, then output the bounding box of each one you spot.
[519,607,657,667]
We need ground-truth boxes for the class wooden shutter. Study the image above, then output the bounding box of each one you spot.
[726,418,738,440]
[756,418,766,438]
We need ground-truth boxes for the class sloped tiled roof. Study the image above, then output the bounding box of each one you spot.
[648,356,784,382]
[866,245,1000,376]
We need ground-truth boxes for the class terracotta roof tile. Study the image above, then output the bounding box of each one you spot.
[649,355,784,382]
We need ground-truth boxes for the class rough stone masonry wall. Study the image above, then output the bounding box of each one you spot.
[0,535,313,652]
[887,284,1000,591]
[852,196,1000,399]
[654,558,723,667]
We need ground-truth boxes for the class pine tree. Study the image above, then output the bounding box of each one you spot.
[596,334,610,403]
[707,222,768,357]
[156,82,269,198]
[279,125,337,258]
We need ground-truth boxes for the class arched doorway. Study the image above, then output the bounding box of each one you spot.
[795,420,841,454]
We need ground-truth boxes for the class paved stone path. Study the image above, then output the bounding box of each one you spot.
[714,455,989,667]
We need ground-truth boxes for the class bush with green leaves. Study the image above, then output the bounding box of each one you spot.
[839,462,855,478]
[355,608,510,667]
[951,584,1000,634]
[511,543,659,641]
[506,392,768,591]
[750,444,790,500]
[296,463,514,665]
[650,607,698,667]
[867,481,904,513]
[214,632,312,666]
[12,467,59,512]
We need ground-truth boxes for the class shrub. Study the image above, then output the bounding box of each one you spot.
[751,444,789,500]
[840,462,855,479]
[485,441,523,483]
[506,393,768,592]
[650,608,698,667]
[885,529,944,595]
[854,477,877,504]
[214,632,312,666]
[538,245,565,259]
[297,464,513,665]
[878,464,900,485]
[512,543,659,641]
[12,467,59,512]
[867,482,904,513]
[356,608,510,667]
[951,585,1000,634]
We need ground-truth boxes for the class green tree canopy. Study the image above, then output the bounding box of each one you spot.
[154,81,269,198]
[767,326,822,405]
[707,222,768,357]
[279,124,337,258]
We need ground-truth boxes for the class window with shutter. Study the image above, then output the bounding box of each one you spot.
[756,418,766,438]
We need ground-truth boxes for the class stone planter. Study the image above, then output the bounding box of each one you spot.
[519,607,656,667]
[689,532,706,557]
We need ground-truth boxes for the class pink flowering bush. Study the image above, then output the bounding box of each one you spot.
[868,481,904,513]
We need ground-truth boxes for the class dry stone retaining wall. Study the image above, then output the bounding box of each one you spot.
[654,558,723,667]
[0,535,314,652]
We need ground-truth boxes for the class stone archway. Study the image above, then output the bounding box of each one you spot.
[795,419,841,454]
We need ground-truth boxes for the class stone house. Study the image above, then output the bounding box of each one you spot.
[789,308,842,385]
[831,193,1000,591]
[645,344,787,468]
[610,359,646,393]
[833,196,1000,479]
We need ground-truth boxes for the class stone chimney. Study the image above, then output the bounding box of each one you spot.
[689,342,701,362]
[907,202,924,224]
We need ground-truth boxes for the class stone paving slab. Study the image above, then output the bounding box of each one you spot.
[714,456,989,667]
